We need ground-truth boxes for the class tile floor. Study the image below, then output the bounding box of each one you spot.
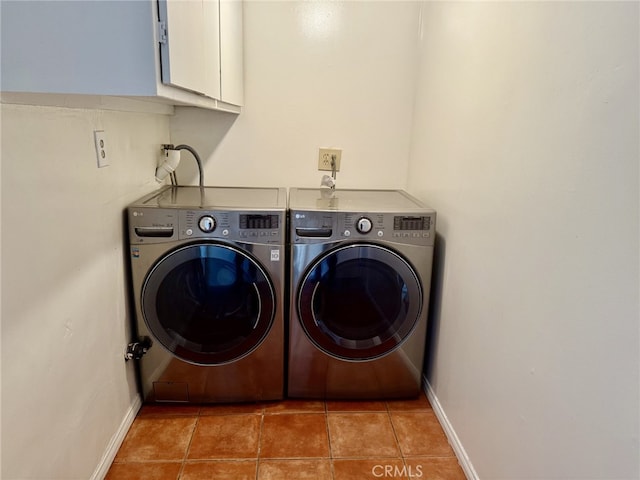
[106,393,466,480]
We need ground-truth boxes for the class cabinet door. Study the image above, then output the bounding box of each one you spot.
[220,0,244,106]
[158,0,221,99]
[0,1,158,96]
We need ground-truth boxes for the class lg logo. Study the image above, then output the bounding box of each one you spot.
[372,464,423,478]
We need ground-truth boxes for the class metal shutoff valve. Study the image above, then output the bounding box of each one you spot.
[125,337,152,361]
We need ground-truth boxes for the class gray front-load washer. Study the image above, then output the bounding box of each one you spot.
[127,186,286,403]
[288,188,436,399]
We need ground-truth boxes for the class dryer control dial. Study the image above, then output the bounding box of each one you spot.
[198,215,216,233]
[356,217,373,234]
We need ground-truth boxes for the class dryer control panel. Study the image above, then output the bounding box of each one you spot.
[290,210,435,247]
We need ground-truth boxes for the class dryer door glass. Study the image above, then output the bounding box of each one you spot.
[298,243,422,360]
[142,243,275,365]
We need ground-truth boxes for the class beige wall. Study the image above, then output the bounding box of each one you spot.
[1,104,169,479]
[407,2,639,478]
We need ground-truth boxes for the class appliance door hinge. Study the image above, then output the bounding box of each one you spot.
[157,20,167,44]
[125,337,153,361]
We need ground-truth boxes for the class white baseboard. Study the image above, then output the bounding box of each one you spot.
[422,376,479,480]
[90,395,142,480]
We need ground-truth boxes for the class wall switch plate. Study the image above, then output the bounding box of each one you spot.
[318,148,341,172]
[94,130,109,168]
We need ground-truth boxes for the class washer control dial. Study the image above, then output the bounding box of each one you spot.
[356,217,373,234]
[198,215,216,233]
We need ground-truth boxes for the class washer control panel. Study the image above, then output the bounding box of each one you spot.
[128,208,283,245]
[181,211,281,243]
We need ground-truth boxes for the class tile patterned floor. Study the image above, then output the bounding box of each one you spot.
[106,393,466,480]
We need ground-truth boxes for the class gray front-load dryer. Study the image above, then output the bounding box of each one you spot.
[127,186,286,403]
[288,188,436,399]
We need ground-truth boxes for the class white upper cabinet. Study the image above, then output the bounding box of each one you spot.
[220,0,244,107]
[0,0,243,112]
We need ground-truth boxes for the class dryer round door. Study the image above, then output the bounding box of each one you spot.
[141,242,275,365]
[297,243,423,361]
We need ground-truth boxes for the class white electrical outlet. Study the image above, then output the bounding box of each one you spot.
[94,130,109,168]
[318,148,341,172]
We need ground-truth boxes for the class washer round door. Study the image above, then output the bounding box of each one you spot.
[297,243,423,361]
[142,242,275,365]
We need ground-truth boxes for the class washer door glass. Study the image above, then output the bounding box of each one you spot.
[297,243,422,360]
[142,243,275,365]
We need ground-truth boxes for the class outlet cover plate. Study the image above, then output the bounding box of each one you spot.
[318,148,341,171]
[94,130,109,168]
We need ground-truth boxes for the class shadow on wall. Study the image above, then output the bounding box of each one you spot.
[121,209,145,397]
[423,232,446,382]
[168,107,240,185]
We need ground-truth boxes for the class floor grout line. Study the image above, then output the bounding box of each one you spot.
[387,407,406,460]
[255,410,265,480]
[177,415,200,480]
